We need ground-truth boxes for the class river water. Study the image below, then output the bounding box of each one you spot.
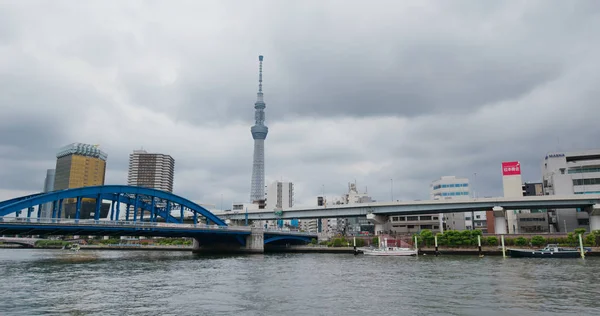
[1,249,599,316]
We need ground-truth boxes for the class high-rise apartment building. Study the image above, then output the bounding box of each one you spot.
[127,150,175,192]
[53,143,109,219]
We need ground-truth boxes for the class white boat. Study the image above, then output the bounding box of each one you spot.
[362,238,417,256]
[63,244,80,252]
[362,247,417,256]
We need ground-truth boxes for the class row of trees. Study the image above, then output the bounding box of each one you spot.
[31,237,195,247]
[34,240,71,247]
[95,238,193,246]
[414,228,600,248]
[311,237,367,247]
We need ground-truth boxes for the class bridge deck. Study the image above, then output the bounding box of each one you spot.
[0,218,316,240]
[219,195,600,220]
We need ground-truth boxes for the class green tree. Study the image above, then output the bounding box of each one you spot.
[435,233,447,246]
[310,238,317,245]
[515,237,528,247]
[574,228,587,235]
[486,236,498,246]
[419,229,434,247]
[459,230,474,247]
[355,239,365,247]
[332,238,343,247]
[567,233,576,246]
[585,233,596,246]
[372,237,379,246]
[531,236,546,247]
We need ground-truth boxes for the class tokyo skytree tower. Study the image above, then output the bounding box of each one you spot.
[250,55,268,203]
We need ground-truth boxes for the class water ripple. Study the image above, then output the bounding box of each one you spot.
[1,250,599,315]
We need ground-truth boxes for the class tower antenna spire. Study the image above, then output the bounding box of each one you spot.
[258,55,263,93]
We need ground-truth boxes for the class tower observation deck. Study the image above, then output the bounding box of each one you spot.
[250,55,268,204]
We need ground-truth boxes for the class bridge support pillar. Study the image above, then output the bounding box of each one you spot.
[493,206,507,235]
[587,204,600,232]
[192,228,265,254]
[366,214,389,235]
[245,228,264,253]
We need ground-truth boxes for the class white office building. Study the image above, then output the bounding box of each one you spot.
[430,176,486,232]
[542,150,600,232]
[266,181,294,211]
[265,181,295,229]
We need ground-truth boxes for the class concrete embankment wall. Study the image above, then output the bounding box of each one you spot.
[419,247,600,256]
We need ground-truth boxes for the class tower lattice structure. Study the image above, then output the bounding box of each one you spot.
[250,55,268,203]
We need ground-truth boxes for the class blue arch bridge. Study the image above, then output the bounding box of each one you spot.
[0,185,316,253]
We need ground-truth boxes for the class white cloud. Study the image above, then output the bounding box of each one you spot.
[1,0,600,211]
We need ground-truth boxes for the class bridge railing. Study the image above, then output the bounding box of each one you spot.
[0,217,253,232]
[263,228,316,236]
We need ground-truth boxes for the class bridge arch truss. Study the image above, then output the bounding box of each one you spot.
[0,185,227,226]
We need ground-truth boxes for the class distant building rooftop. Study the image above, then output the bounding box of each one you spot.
[56,143,108,161]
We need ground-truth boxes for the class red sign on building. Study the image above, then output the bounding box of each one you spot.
[501,161,521,176]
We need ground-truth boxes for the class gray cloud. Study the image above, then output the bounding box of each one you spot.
[1,0,600,209]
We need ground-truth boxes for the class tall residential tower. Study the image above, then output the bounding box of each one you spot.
[127,149,175,192]
[250,55,268,205]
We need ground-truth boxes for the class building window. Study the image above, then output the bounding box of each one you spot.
[578,219,590,226]
[433,216,438,220]
[573,178,600,186]
[476,215,480,219]
[406,216,418,221]
[569,167,600,174]
[420,216,432,221]
[398,217,405,221]
[465,217,471,220]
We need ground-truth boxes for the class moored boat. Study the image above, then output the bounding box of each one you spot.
[362,246,417,256]
[361,238,417,256]
[508,244,589,258]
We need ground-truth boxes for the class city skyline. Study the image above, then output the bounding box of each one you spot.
[1,1,600,208]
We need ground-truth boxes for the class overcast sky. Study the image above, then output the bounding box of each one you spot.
[1,1,599,208]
